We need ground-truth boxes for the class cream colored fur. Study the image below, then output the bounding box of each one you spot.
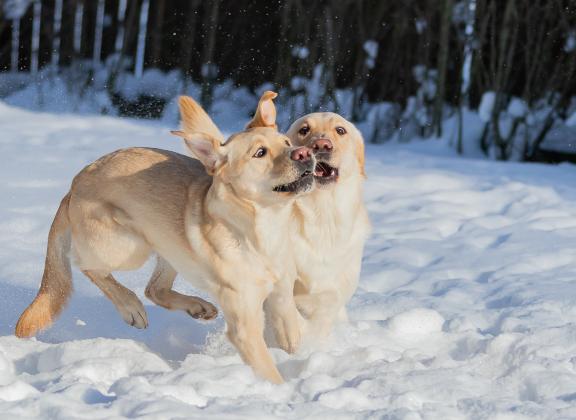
[285,112,371,339]
[15,92,314,384]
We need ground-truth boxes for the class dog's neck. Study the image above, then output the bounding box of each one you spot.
[295,170,366,245]
[205,180,295,254]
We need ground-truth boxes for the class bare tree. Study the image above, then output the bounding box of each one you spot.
[432,0,454,138]
[200,0,220,110]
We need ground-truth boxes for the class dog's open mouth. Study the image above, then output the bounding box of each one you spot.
[273,170,313,193]
[314,162,339,184]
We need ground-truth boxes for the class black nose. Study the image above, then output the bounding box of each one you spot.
[290,146,312,161]
[312,138,333,152]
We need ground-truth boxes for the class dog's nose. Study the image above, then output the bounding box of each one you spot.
[290,146,312,162]
[312,138,333,152]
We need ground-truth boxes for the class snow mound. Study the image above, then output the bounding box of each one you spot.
[479,91,496,122]
[566,111,576,127]
[507,97,528,118]
[388,308,445,337]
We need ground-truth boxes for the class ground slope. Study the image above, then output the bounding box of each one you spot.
[1,103,576,419]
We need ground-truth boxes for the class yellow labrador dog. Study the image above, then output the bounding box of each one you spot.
[285,112,370,340]
[15,92,314,384]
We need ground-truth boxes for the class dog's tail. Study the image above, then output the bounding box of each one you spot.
[15,193,73,338]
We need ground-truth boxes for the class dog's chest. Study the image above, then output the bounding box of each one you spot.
[294,198,359,267]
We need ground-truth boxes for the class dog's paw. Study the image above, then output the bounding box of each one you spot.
[280,330,301,354]
[119,300,149,329]
[186,299,218,320]
[273,318,302,354]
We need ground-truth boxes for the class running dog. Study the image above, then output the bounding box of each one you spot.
[15,92,314,384]
[286,112,370,339]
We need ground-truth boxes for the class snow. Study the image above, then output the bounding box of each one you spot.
[3,0,32,20]
[387,308,444,338]
[363,41,378,59]
[566,111,576,127]
[291,46,310,60]
[116,69,181,102]
[507,98,528,119]
[363,41,378,69]
[479,91,496,122]
[1,101,576,418]
[565,31,576,53]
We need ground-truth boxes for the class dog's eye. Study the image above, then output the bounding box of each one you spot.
[298,126,310,136]
[253,147,267,158]
[335,126,347,136]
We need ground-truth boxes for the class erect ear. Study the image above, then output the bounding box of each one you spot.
[177,96,225,143]
[246,91,278,129]
[170,130,226,175]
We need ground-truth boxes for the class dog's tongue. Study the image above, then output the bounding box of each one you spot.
[314,163,330,177]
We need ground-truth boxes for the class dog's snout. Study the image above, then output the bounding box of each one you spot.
[290,146,312,162]
[312,138,333,153]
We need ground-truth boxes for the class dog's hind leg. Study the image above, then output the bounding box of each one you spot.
[145,255,217,320]
[82,270,148,329]
[295,290,341,339]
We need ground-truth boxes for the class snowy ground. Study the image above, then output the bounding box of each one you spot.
[1,102,576,419]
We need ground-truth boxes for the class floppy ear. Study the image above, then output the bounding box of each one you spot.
[177,96,225,143]
[246,91,278,129]
[355,132,366,177]
[170,130,226,175]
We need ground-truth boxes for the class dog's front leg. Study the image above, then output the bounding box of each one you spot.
[218,284,284,384]
[264,280,305,354]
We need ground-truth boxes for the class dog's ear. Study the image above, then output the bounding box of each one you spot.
[246,91,278,129]
[354,129,366,178]
[177,96,225,143]
[171,130,226,175]
[357,140,366,177]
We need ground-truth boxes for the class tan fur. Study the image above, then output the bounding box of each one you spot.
[15,93,314,384]
[246,91,278,130]
[178,96,225,142]
[284,112,371,340]
[356,137,366,177]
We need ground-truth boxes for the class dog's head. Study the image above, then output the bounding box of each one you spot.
[172,91,315,204]
[286,112,365,187]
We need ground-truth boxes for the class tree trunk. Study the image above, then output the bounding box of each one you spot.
[109,0,138,85]
[93,0,105,68]
[30,0,41,75]
[491,0,519,160]
[149,0,166,68]
[200,0,220,110]
[321,2,338,112]
[135,0,150,78]
[11,18,20,72]
[273,0,292,89]
[74,0,83,55]
[180,0,201,82]
[51,0,63,68]
[432,0,454,138]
